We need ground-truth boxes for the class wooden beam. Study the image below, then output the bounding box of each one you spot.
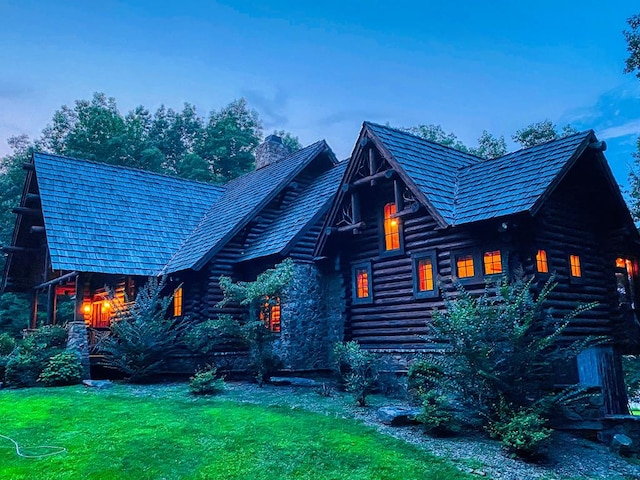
[25,193,40,203]
[1,246,36,254]
[392,202,420,218]
[22,163,35,171]
[393,180,404,212]
[30,290,38,329]
[12,207,41,216]
[351,169,395,188]
[337,221,366,233]
[588,141,607,152]
[351,192,361,224]
[368,148,376,177]
[46,284,57,325]
[30,226,45,234]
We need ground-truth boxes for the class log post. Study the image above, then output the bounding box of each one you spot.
[394,180,404,212]
[30,290,38,329]
[46,284,57,325]
[368,148,376,176]
[351,192,361,224]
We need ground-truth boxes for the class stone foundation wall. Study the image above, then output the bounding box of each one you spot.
[275,264,345,370]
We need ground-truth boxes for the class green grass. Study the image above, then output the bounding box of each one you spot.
[0,384,469,480]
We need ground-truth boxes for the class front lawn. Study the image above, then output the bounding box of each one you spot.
[0,384,468,480]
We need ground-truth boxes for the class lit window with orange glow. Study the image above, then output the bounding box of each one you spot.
[259,296,281,332]
[456,255,475,278]
[173,286,183,317]
[536,250,549,273]
[418,258,434,292]
[569,255,582,277]
[383,203,401,251]
[483,250,502,275]
[356,268,370,298]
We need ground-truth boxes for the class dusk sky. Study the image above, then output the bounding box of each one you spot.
[1,1,639,187]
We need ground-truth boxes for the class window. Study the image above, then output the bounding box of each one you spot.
[536,249,549,274]
[413,251,438,298]
[383,203,401,252]
[352,262,373,304]
[569,255,582,278]
[615,257,637,309]
[260,296,281,333]
[456,254,475,279]
[483,250,502,275]
[173,286,183,317]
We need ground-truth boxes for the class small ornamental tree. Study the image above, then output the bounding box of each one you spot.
[419,276,598,457]
[217,258,294,386]
[100,277,187,382]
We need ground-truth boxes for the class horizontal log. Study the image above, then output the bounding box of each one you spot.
[12,207,41,216]
[25,193,40,203]
[30,226,45,234]
[22,163,35,171]
[1,246,36,254]
[337,221,366,233]
[392,202,420,218]
[350,169,395,189]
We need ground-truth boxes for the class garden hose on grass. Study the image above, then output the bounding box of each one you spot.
[0,433,66,458]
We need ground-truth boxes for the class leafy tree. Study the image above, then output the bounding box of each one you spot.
[512,120,578,148]
[217,258,294,385]
[200,98,263,182]
[406,124,470,152]
[273,129,302,152]
[469,130,507,159]
[624,14,640,80]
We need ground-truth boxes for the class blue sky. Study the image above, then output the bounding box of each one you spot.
[0,0,639,186]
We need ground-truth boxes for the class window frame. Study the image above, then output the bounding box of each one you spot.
[260,296,281,333]
[534,247,552,277]
[173,286,183,318]
[379,202,404,257]
[412,251,439,299]
[568,253,586,284]
[451,247,507,285]
[352,261,373,304]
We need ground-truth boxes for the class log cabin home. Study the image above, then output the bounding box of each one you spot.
[2,123,639,414]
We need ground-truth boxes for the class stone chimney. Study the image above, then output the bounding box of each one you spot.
[255,135,291,169]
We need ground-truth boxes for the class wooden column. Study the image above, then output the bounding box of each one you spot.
[74,274,85,323]
[393,180,404,211]
[46,284,57,325]
[368,147,376,176]
[351,192,361,224]
[30,290,38,329]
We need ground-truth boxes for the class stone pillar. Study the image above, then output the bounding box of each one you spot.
[255,135,291,170]
[66,321,91,380]
[275,263,345,370]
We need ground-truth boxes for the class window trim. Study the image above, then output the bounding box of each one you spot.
[173,286,183,318]
[534,247,552,277]
[412,251,439,299]
[451,247,507,285]
[260,296,281,333]
[568,253,586,284]
[352,261,373,304]
[379,202,404,257]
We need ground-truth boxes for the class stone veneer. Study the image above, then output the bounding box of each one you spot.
[275,264,345,370]
[255,135,291,169]
[66,321,91,379]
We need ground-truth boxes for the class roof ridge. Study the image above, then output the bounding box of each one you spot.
[363,121,483,162]
[33,151,226,190]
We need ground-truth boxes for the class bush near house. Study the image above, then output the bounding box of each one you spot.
[333,341,380,407]
[38,351,83,386]
[189,364,226,395]
[3,325,67,387]
[100,277,188,383]
[411,276,597,457]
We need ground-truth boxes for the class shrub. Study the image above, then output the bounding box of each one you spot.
[38,351,84,386]
[100,277,188,382]
[0,332,16,356]
[407,357,446,395]
[417,390,459,436]
[189,365,225,395]
[333,341,379,406]
[186,316,244,355]
[431,276,597,431]
[217,259,294,386]
[22,325,67,350]
[487,404,552,457]
[3,326,67,387]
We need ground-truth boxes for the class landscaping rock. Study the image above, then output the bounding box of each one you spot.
[82,379,112,389]
[377,406,422,426]
[610,433,634,456]
[269,377,318,387]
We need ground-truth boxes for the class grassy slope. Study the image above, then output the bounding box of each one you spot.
[0,385,469,480]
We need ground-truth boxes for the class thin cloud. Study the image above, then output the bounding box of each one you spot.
[241,87,288,128]
[600,120,640,140]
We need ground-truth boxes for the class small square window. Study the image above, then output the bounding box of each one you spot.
[456,255,475,278]
[483,250,502,275]
[536,249,549,274]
